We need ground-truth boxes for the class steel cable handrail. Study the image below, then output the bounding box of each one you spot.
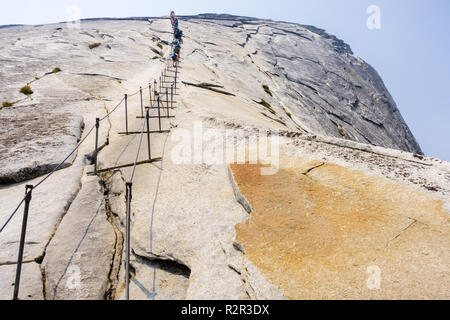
[129,116,147,183]
[99,97,125,122]
[0,124,95,233]
[2,23,179,299]
[1,71,173,234]
[34,125,96,189]
[127,89,141,97]
[0,197,26,233]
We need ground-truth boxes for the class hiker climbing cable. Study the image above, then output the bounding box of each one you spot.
[169,10,183,66]
[175,29,183,42]
[172,39,179,51]
[174,41,181,54]
[169,10,183,67]
[172,52,179,67]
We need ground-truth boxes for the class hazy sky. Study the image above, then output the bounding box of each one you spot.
[1,0,449,160]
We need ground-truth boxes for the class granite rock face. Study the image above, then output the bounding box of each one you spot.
[0,110,84,184]
[178,14,422,154]
[0,15,447,301]
[0,14,422,185]
[230,159,449,299]
[42,173,116,300]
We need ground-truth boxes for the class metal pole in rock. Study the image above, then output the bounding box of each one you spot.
[140,87,144,118]
[125,182,132,301]
[174,65,178,94]
[171,84,174,109]
[146,107,151,160]
[125,94,129,135]
[157,97,162,132]
[94,118,100,175]
[149,83,152,107]
[166,88,170,118]
[13,185,33,300]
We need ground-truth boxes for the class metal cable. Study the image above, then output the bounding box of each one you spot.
[0,124,95,233]
[101,77,166,121]
[128,92,167,185]
[103,107,157,185]
[99,97,125,122]
[127,89,141,98]
[1,74,170,234]
[129,117,147,183]
[52,197,104,299]
[34,124,95,189]
[0,197,26,233]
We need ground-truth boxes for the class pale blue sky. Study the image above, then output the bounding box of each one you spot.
[1,0,449,160]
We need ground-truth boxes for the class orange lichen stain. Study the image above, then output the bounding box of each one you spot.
[231,159,449,299]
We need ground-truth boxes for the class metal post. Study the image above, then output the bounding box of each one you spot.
[154,80,157,96]
[166,88,170,118]
[125,182,132,301]
[171,84,174,109]
[146,108,151,160]
[13,185,33,300]
[149,83,152,107]
[94,118,100,175]
[124,94,128,135]
[159,76,162,94]
[174,65,178,94]
[157,97,162,132]
[139,87,143,118]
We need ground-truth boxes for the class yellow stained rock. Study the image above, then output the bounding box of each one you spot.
[231,158,449,299]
